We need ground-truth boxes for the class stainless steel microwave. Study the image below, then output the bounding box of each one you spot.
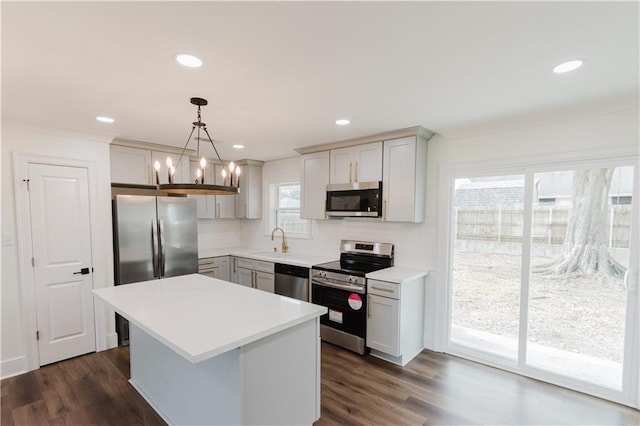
[326,181,382,217]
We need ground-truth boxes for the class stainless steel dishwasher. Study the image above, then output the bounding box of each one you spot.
[274,263,310,302]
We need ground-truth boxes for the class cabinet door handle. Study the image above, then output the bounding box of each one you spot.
[367,295,371,318]
[349,162,353,183]
[354,161,358,183]
[371,286,394,293]
[383,199,387,221]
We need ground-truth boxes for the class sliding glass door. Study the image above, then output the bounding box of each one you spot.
[447,162,638,405]
[450,175,524,361]
[527,166,634,391]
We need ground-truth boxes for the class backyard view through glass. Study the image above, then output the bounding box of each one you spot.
[450,166,634,391]
[276,184,308,235]
[527,167,633,389]
[450,175,524,360]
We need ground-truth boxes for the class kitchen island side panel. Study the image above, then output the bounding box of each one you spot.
[129,324,242,425]
[241,318,321,425]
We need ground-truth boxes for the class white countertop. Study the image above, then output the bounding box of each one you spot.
[199,247,337,268]
[366,266,429,283]
[93,274,327,363]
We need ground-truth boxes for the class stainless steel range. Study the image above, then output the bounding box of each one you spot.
[311,240,394,355]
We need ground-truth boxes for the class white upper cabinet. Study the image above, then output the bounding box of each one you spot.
[189,159,215,219]
[353,142,383,182]
[151,151,189,185]
[189,160,237,220]
[329,142,382,184]
[110,145,152,184]
[382,136,427,223]
[301,151,330,220]
[214,163,236,219]
[235,160,264,219]
[109,142,189,185]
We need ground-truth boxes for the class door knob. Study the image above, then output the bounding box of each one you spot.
[73,267,90,275]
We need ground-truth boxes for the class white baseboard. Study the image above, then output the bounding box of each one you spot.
[1,356,27,380]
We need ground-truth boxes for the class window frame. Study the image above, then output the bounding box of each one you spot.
[267,181,311,239]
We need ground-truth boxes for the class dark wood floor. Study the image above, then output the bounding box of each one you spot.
[2,343,638,425]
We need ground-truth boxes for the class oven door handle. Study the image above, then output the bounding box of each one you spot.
[312,279,365,294]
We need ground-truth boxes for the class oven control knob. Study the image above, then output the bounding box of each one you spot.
[320,271,327,278]
[347,276,355,283]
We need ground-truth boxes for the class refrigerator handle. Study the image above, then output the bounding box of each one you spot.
[159,219,166,277]
[151,219,159,278]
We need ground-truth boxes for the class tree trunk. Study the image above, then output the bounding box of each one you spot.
[534,168,625,279]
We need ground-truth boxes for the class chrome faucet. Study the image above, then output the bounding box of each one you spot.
[271,227,288,254]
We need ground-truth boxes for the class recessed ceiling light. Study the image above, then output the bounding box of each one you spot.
[553,59,585,74]
[175,53,203,68]
[96,116,114,123]
[232,144,245,149]
[335,119,350,125]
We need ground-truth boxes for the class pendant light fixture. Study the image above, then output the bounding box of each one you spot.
[155,97,240,196]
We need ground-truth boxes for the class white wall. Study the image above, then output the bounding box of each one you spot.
[198,219,242,252]
[1,125,116,377]
[240,107,640,351]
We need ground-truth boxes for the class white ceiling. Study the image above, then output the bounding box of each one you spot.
[2,1,638,161]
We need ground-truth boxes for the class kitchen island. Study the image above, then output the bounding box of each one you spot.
[92,274,327,425]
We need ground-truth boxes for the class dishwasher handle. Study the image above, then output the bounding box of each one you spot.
[274,263,309,278]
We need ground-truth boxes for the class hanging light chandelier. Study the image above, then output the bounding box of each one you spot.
[154,97,240,196]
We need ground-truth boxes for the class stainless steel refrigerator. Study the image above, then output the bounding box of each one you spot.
[112,194,198,345]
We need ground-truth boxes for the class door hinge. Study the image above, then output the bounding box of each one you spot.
[31,257,35,267]
[36,330,40,340]
[22,178,30,191]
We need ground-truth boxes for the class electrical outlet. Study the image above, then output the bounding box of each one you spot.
[2,234,15,246]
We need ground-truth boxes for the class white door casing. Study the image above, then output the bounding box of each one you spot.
[26,163,96,366]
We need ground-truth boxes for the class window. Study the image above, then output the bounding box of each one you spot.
[538,197,556,205]
[271,183,310,237]
[611,195,632,205]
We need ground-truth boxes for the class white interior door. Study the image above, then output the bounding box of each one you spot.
[28,163,96,366]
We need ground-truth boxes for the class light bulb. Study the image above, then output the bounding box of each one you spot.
[154,161,161,171]
[228,161,235,172]
[200,156,206,169]
[170,166,175,176]
[221,169,227,178]
[235,166,241,176]
[196,169,201,178]
[166,157,173,168]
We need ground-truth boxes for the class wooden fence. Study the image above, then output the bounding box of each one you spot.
[455,206,632,248]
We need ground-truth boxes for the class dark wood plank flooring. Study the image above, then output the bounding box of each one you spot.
[2,343,638,425]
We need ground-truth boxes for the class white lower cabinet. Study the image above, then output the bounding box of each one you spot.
[367,293,400,356]
[366,277,425,366]
[237,267,253,288]
[234,257,274,293]
[198,256,230,282]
